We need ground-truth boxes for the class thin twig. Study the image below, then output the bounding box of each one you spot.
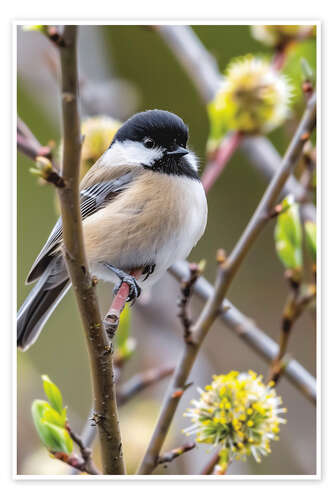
[268,283,316,384]
[200,450,220,475]
[17,117,43,150]
[202,132,243,192]
[240,137,316,222]
[66,423,100,475]
[178,262,203,343]
[170,261,316,403]
[156,442,196,466]
[117,366,174,405]
[137,94,316,475]
[17,117,64,187]
[56,25,124,475]
[51,451,99,475]
[272,42,290,71]
[299,141,316,200]
[71,365,175,474]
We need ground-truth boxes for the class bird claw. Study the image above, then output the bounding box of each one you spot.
[113,275,141,304]
[142,263,156,282]
[101,261,142,304]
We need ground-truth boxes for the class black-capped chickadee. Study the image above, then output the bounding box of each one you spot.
[17,110,208,350]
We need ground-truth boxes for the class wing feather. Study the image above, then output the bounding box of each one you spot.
[26,171,134,283]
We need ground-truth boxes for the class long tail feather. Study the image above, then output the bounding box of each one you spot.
[17,274,70,351]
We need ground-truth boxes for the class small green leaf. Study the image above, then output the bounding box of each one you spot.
[42,375,63,414]
[31,400,73,454]
[43,406,66,428]
[274,196,303,271]
[40,421,73,454]
[115,305,136,360]
[304,221,316,261]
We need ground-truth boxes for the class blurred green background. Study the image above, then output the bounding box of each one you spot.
[17,25,316,475]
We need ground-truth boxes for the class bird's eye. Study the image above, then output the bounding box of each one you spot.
[143,138,155,149]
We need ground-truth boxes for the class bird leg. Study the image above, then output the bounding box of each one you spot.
[102,263,141,339]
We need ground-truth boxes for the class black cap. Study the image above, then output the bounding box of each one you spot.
[112,109,188,149]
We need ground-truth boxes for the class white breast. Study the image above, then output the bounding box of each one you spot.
[150,177,207,284]
[88,172,207,288]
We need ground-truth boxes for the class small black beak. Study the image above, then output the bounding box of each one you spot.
[166,146,189,157]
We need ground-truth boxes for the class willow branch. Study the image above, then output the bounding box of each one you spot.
[66,423,100,475]
[117,366,174,405]
[202,132,243,192]
[156,442,196,466]
[268,283,316,384]
[17,117,66,187]
[156,25,316,223]
[137,94,316,475]
[240,137,316,222]
[71,365,175,475]
[170,261,316,404]
[200,450,220,475]
[178,262,203,343]
[56,25,124,475]
[52,451,99,475]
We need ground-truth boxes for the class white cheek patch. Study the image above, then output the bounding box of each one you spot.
[102,140,164,168]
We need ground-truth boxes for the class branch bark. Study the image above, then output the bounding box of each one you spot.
[268,283,316,384]
[137,94,316,475]
[170,261,316,404]
[70,365,175,474]
[52,451,99,475]
[156,442,196,467]
[202,131,243,192]
[56,25,124,475]
[66,423,100,475]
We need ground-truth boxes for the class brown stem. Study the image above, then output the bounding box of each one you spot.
[66,423,100,475]
[200,450,220,475]
[156,442,196,467]
[202,132,243,192]
[71,364,175,475]
[56,25,124,475]
[17,120,54,164]
[171,261,316,403]
[272,41,291,71]
[178,262,203,343]
[299,142,316,200]
[117,366,174,405]
[52,451,98,475]
[137,94,316,475]
[268,283,316,384]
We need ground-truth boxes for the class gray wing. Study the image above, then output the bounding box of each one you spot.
[26,171,134,283]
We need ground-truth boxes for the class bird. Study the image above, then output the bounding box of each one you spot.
[17,109,208,351]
